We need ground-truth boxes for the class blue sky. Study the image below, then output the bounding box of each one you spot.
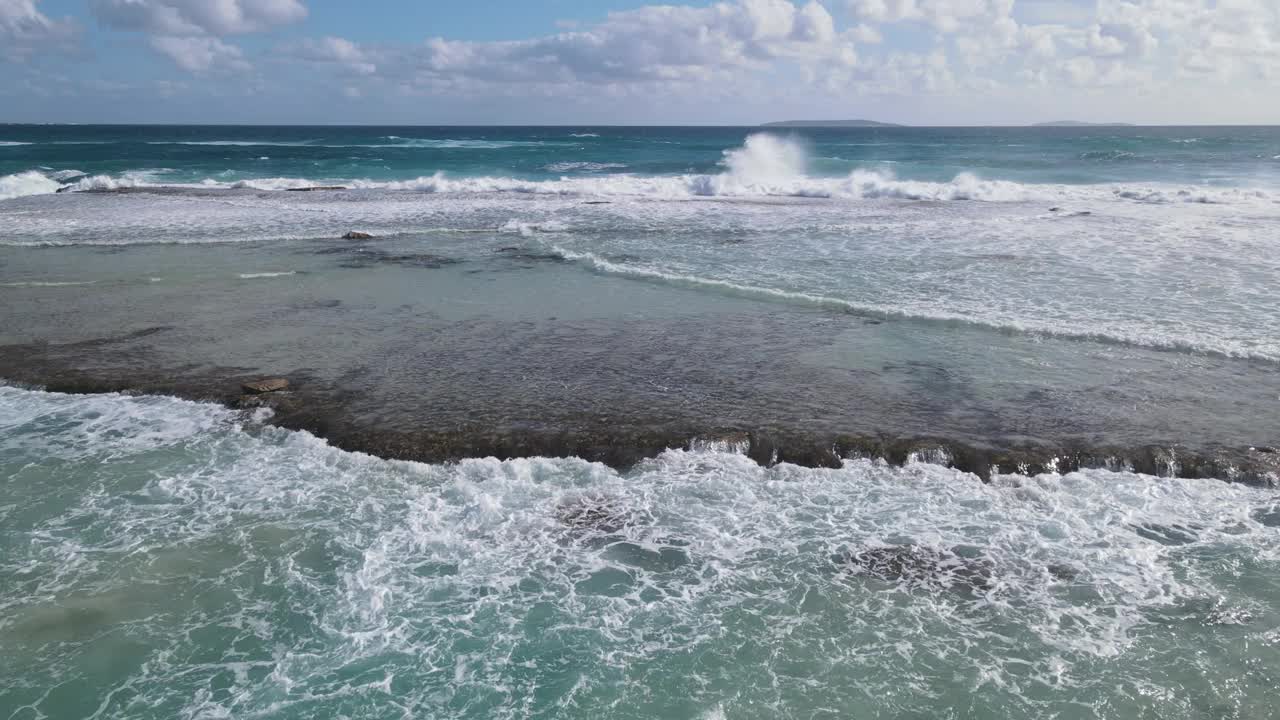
[3,0,1279,124]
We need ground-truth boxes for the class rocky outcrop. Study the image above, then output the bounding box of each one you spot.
[241,378,289,394]
[342,231,374,240]
[836,545,995,593]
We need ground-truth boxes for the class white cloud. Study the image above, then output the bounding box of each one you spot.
[0,0,79,62]
[149,35,250,72]
[12,0,1280,121]
[382,0,859,92]
[846,0,1015,33]
[90,0,307,72]
[90,0,306,36]
[279,36,376,75]
[244,0,1280,117]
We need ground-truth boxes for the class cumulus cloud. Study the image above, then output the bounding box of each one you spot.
[90,0,306,36]
[12,0,1280,120]
[0,0,80,62]
[90,0,307,72]
[149,35,250,72]
[279,35,376,75]
[846,0,1014,33]
[249,0,1280,114]
[378,0,858,92]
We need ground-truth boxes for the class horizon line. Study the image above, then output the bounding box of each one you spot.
[4,122,1279,128]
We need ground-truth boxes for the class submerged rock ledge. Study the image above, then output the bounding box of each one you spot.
[2,363,1276,486]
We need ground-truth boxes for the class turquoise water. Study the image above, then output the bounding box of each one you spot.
[2,387,1279,719]
[4,126,1280,718]
[4,125,1280,360]
[4,124,1280,190]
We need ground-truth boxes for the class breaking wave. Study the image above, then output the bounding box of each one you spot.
[36,170,1272,206]
[237,271,297,279]
[545,245,1280,362]
[4,134,1276,206]
[0,171,62,200]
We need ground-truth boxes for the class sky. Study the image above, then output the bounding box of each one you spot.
[1,0,1278,125]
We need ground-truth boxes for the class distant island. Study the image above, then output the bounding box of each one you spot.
[761,119,905,128]
[1032,121,1135,127]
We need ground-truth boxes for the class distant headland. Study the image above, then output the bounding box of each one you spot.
[760,119,905,128]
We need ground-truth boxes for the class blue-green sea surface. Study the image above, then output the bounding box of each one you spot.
[2,386,1279,719]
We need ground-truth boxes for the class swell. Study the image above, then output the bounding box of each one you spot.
[3,169,1275,205]
[144,139,557,149]
[546,246,1280,364]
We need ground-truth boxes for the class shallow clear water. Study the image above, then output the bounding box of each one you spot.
[1,386,1278,719]
[3,125,1280,362]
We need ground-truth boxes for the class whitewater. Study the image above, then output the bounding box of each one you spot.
[3,124,1280,719]
[4,129,1279,362]
[1,386,1278,718]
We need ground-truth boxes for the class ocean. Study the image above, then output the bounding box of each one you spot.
[2,125,1279,718]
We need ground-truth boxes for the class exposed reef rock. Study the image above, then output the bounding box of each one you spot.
[241,378,290,394]
[315,245,460,269]
[556,495,649,536]
[835,545,995,593]
[0,329,1276,486]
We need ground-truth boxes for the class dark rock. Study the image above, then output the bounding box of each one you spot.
[321,246,460,269]
[583,201,611,205]
[56,186,74,194]
[1048,207,1061,212]
[494,246,567,263]
[1046,563,1080,581]
[557,495,643,535]
[286,186,346,192]
[241,378,289,394]
[342,231,374,240]
[835,545,995,593]
[1133,522,1199,546]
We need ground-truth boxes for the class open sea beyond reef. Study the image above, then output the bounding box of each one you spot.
[2,125,1280,719]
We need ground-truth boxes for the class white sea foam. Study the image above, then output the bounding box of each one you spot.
[238,271,297,279]
[569,133,601,138]
[0,141,33,147]
[0,171,62,200]
[544,245,1280,361]
[0,280,96,287]
[147,139,550,150]
[148,140,317,147]
[1,385,1276,717]
[498,219,571,236]
[9,131,1277,206]
[542,161,628,172]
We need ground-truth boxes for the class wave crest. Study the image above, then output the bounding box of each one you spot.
[0,171,61,200]
[544,245,1279,362]
[6,132,1277,207]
